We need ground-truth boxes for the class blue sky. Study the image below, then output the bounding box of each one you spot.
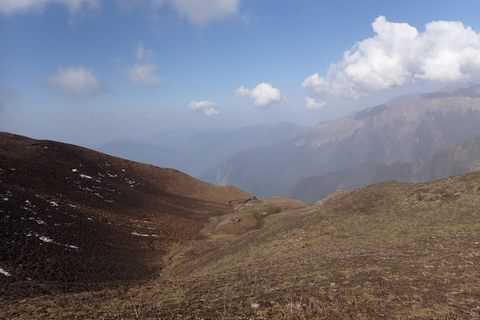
[1,0,480,147]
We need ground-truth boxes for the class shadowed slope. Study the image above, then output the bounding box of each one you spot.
[0,132,251,299]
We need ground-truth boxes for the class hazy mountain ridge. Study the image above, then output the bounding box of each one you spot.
[95,122,308,177]
[204,80,480,198]
[283,129,480,203]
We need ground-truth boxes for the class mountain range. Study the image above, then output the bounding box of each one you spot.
[96,122,308,177]
[203,80,480,198]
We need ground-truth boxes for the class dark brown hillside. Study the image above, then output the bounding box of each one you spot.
[0,132,251,298]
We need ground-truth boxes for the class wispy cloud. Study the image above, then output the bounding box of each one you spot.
[188,100,220,116]
[127,42,162,86]
[303,16,480,100]
[236,82,287,107]
[48,66,104,98]
[0,0,101,15]
[151,0,240,26]
[305,96,326,110]
[0,88,19,107]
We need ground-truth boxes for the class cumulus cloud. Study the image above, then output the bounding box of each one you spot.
[48,66,103,98]
[127,42,162,86]
[188,100,220,116]
[303,16,480,99]
[236,82,287,107]
[152,0,240,26]
[305,96,326,110]
[0,0,101,15]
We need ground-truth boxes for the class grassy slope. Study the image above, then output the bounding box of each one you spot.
[4,169,480,319]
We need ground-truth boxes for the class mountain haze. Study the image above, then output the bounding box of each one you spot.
[203,81,480,198]
[283,133,480,203]
[96,122,308,177]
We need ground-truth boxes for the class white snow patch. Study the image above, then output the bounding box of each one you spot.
[50,201,58,207]
[72,169,78,172]
[79,174,93,179]
[107,173,117,178]
[131,232,159,237]
[36,219,46,225]
[3,198,8,201]
[0,267,11,277]
[36,234,78,250]
[68,204,77,208]
[39,235,54,243]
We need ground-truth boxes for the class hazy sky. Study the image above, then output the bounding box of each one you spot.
[1,0,480,147]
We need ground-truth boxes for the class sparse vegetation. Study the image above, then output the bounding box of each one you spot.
[3,134,480,319]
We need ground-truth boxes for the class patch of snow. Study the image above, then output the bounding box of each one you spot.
[39,235,54,243]
[122,169,125,172]
[68,204,77,208]
[50,201,58,207]
[79,174,93,179]
[131,232,159,237]
[0,267,11,277]
[36,219,46,225]
[72,169,78,172]
[36,234,78,250]
[107,173,117,178]
[3,198,8,201]
[94,193,104,198]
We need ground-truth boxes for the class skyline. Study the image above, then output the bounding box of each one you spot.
[1,0,480,147]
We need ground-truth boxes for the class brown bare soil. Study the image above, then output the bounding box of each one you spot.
[0,133,250,302]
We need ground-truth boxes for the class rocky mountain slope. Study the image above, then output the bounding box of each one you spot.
[283,134,480,203]
[0,132,251,299]
[203,81,480,198]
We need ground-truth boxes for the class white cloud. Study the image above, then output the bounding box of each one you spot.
[303,16,480,99]
[48,66,103,98]
[188,100,220,116]
[305,96,326,110]
[127,42,162,86]
[0,0,101,15]
[236,82,287,107]
[152,0,240,26]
